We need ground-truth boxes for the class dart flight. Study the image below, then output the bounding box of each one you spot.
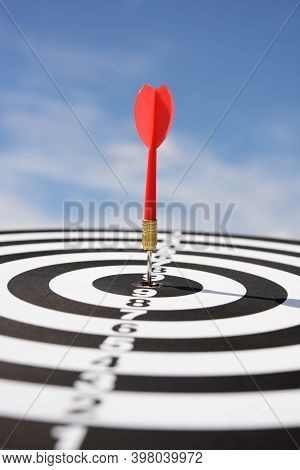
[134,84,175,285]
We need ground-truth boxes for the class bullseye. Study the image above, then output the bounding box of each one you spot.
[93,274,203,297]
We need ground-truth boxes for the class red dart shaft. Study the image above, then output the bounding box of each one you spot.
[144,146,157,220]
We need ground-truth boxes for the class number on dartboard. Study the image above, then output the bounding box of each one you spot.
[126,298,151,308]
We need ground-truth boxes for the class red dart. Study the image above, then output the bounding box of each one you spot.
[135,84,175,220]
[134,84,174,286]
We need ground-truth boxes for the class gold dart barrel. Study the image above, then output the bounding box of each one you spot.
[142,219,157,252]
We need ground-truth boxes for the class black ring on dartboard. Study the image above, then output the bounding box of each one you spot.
[0,244,298,351]
[0,416,299,449]
[0,234,300,258]
[1,358,300,393]
[7,258,287,321]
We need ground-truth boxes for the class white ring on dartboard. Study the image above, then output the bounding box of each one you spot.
[49,265,246,310]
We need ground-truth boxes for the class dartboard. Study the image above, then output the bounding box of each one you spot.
[0,229,299,450]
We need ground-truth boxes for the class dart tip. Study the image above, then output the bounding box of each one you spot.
[147,251,152,287]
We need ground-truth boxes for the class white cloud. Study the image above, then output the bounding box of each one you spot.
[0,187,57,230]
[107,136,300,237]
[39,44,151,81]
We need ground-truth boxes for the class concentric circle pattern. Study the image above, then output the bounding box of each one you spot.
[0,229,300,449]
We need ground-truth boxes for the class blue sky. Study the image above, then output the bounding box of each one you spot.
[0,0,299,236]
